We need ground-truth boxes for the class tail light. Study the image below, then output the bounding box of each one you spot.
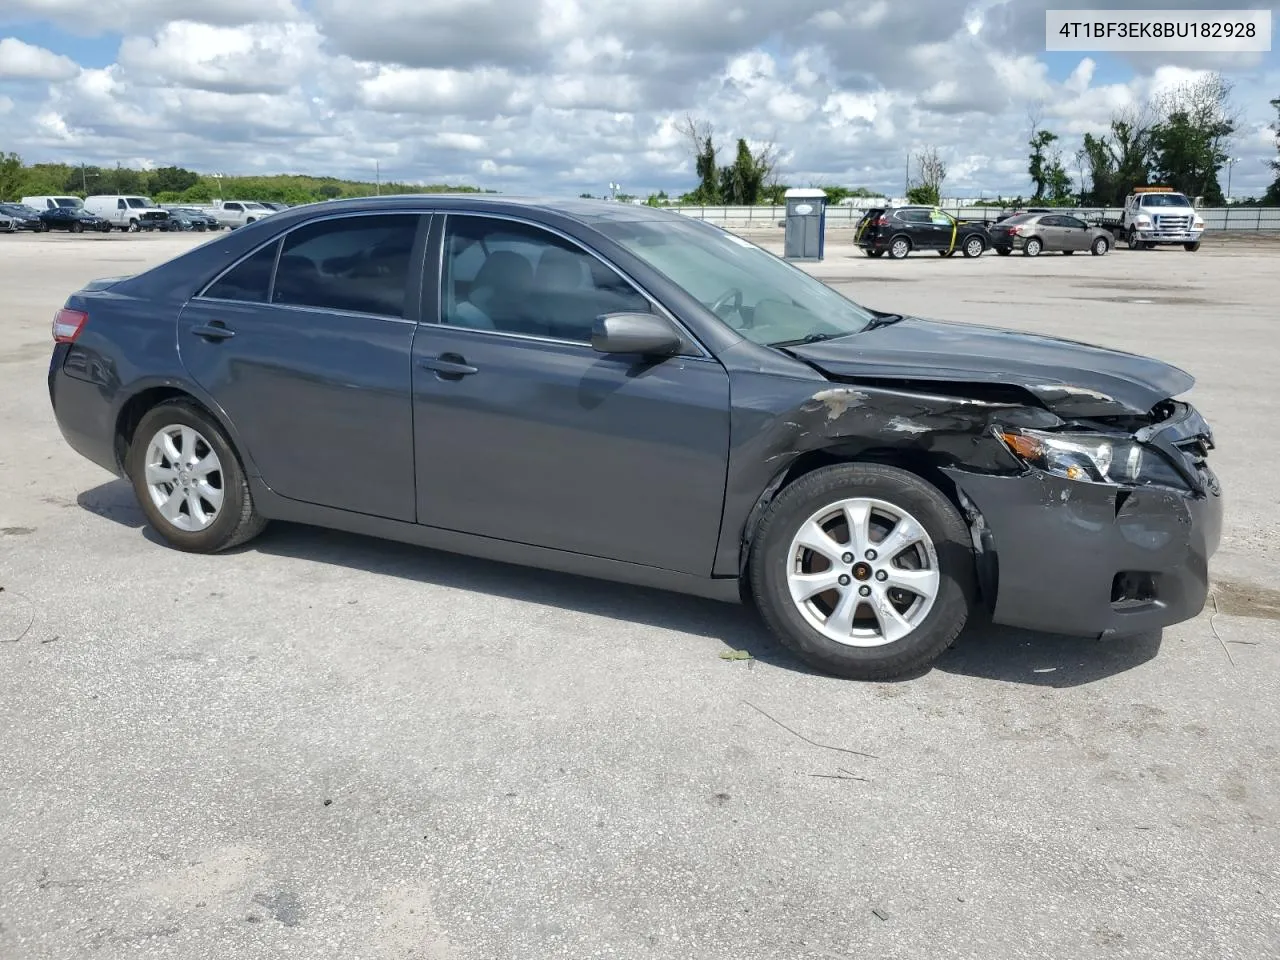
[52,307,88,343]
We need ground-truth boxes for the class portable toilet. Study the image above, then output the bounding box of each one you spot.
[783,188,828,261]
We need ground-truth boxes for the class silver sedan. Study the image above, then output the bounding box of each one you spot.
[989,212,1113,257]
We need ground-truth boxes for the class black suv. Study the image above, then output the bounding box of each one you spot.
[855,206,989,260]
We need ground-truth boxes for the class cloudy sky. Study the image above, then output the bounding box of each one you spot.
[0,0,1277,198]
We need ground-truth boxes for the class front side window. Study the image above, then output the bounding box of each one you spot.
[441,216,651,342]
[596,215,877,347]
[201,240,280,303]
[117,199,127,210]
[272,214,419,318]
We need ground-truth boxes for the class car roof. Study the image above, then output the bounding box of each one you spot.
[282,193,690,226]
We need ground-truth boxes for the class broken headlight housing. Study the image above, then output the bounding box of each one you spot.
[996,428,1189,490]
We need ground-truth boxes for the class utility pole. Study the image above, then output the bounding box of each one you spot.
[376,160,381,195]
[1225,157,1240,202]
[904,153,910,198]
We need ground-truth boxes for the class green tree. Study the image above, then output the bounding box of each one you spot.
[905,184,939,205]
[148,166,200,195]
[1028,128,1059,200]
[719,138,766,205]
[1266,96,1280,205]
[1149,74,1237,204]
[0,152,23,201]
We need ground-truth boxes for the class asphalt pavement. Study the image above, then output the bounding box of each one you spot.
[1,230,1277,960]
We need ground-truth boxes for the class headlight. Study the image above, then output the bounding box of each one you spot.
[1193,217,1204,228]
[996,428,1189,489]
[1134,215,1152,225]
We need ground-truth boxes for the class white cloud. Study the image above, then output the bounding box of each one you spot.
[0,1,1276,198]
[118,21,322,95]
[0,37,80,80]
[1,0,302,33]
[0,95,12,114]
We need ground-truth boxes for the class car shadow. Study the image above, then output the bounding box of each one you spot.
[76,479,1161,687]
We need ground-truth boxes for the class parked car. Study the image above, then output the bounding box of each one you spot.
[0,203,45,232]
[83,195,171,232]
[47,196,1222,680]
[988,212,1113,257]
[210,200,275,229]
[854,205,990,259]
[162,206,221,231]
[38,207,112,233]
[989,206,1053,225]
[21,195,84,212]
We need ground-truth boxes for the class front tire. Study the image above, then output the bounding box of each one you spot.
[1184,241,1200,251]
[1091,236,1110,256]
[126,399,267,553]
[748,463,974,680]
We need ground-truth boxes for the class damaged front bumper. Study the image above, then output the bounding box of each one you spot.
[942,404,1223,638]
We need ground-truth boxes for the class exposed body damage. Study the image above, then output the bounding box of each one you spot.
[719,351,1221,639]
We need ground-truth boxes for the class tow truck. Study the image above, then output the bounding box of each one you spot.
[1093,186,1205,252]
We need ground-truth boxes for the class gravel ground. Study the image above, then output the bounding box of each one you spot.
[1,229,1277,960]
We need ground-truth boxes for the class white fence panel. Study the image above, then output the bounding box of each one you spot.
[670,205,1280,231]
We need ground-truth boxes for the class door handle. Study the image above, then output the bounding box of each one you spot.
[191,322,235,341]
[420,353,478,380]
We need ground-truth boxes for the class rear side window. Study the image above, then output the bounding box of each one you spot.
[271,214,419,318]
[201,240,281,303]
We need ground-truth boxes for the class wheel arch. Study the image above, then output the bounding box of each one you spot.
[738,444,995,612]
[113,382,259,479]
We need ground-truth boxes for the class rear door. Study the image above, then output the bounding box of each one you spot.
[178,212,428,521]
[1036,215,1066,250]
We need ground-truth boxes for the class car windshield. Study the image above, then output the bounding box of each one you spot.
[596,217,876,346]
[1140,193,1191,207]
[245,202,268,210]
[126,197,155,208]
[55,198,81,208]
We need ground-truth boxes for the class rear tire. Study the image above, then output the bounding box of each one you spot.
[126,399,267,553]
[748,463,974,680]
[996,247,1011,256]
[1062,249,1074,255]
[1023,237,1042,257]
[962,235,985,258]
[888,236,912,260]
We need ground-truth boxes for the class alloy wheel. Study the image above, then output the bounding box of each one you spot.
[143,424,225,532]
[786,497,940,647]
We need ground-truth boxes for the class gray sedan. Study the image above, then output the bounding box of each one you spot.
[46,196,1220,680]
[989,212,1113,257]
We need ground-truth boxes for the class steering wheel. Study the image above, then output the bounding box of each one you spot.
[709,287,745,322]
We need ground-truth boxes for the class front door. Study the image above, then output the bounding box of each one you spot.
[411,213,732,575]
[1058,215,1092,251]
[178,212,427,521]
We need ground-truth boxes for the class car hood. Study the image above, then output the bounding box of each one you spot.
[787,316,1194,417]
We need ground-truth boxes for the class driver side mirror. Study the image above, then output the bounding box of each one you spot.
[591,312,682,357]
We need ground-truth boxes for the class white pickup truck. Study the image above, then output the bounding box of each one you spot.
[210,200,276,229]
[1096,187,1205,251]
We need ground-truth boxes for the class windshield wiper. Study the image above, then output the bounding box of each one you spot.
[770,332,841,347]
[863,313,906,330]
